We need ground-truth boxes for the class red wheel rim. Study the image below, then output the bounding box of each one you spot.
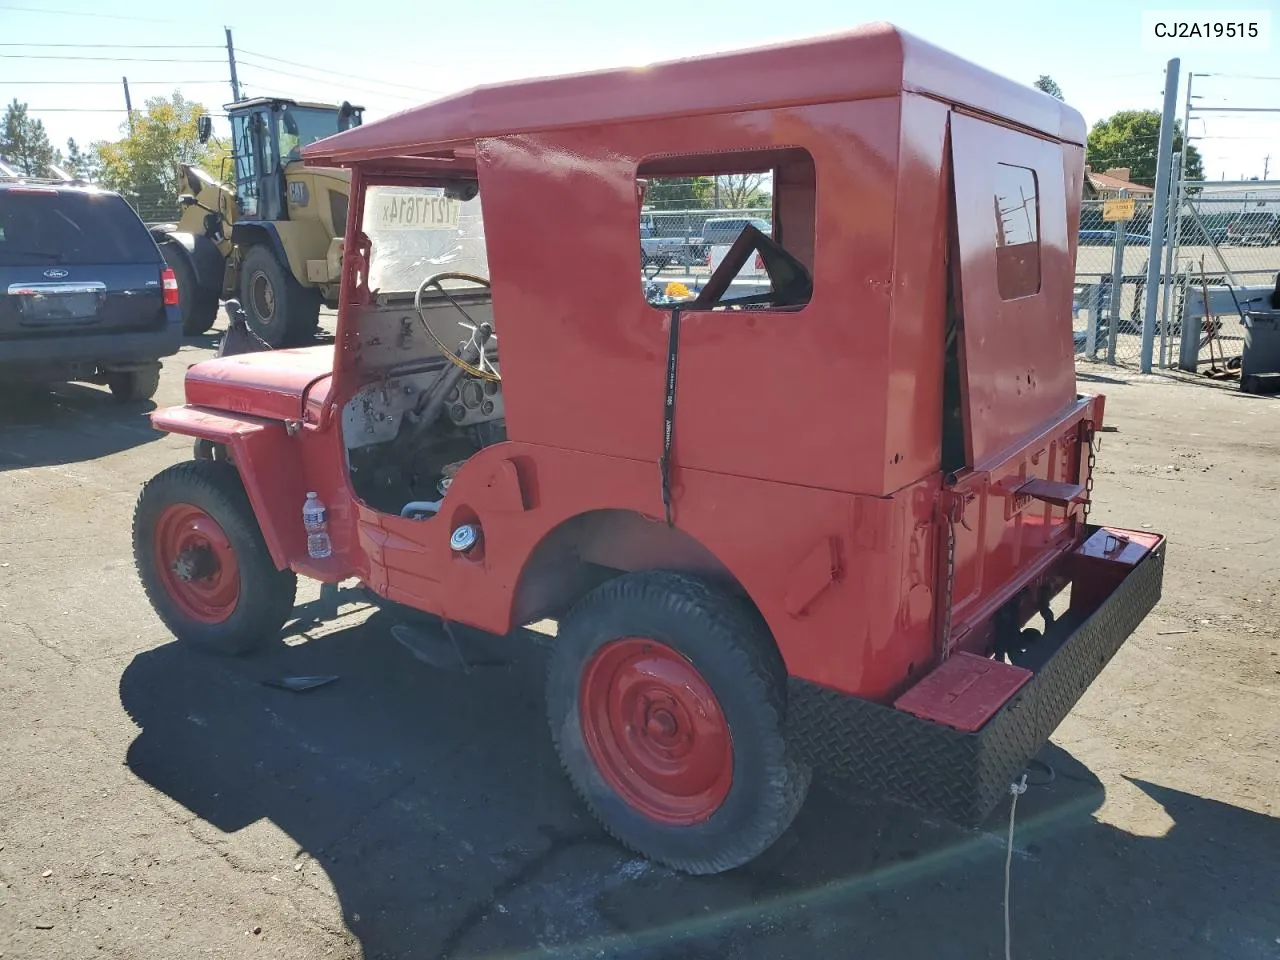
[153,503,240,624]
[579,637,733,825]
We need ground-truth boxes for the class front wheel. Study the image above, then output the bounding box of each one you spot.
[133,460,296,655]
[547,571,810,875]
[239,244,320,348]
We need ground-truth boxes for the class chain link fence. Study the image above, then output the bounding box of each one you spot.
[122,183,181,226]
[1070,191,1278,372]
[1162,192,1279,373]
[639,206,772,273]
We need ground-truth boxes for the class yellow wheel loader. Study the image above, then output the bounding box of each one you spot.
[150,97,361,347]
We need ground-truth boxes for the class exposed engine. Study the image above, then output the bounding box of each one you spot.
[343,359,506,515]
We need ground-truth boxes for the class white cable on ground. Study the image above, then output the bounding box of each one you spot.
[1005,774,1029,960]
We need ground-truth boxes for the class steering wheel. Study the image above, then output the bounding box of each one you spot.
[413,272,500,383]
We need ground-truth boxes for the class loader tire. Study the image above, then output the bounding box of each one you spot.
[547,571,810,875]
[133,460,296,656]
[160,242,219,336]
[240,244,320,348]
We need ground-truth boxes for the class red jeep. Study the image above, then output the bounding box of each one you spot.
[132,24,1165,875]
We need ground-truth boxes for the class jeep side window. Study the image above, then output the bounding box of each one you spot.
[636,149,813,310]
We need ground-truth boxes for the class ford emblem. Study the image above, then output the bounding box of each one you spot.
[43,268,69,279]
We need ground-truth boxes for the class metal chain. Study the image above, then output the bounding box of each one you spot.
[939,496,958,660]
[1082,421,1098,525]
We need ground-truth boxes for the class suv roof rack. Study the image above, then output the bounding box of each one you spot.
[0,158,91,186]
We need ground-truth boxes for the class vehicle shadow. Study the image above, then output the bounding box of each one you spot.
[0,382,162,471]
[120,614,1280,960]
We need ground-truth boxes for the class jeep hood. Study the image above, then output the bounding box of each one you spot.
[182,346,334,423]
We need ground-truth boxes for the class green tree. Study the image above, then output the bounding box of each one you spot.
[642,176,712,209]
[714,173,770,209]
[0,100,57,175]
[1033,75,1064,100]
[93,91,215,221]
[1086,109,1204,188]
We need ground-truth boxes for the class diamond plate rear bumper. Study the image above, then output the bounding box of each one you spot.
[784,530,1165,825]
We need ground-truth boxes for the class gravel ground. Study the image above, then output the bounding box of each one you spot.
[1,318,1277,960]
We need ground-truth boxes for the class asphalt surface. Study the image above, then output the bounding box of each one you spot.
[0,317,1277,959]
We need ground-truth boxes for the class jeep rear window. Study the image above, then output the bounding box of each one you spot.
[0,190,160,266]
[994,163,1041,300]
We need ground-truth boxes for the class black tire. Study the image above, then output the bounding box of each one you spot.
[106,365,161,403]
[160,243,219,336]
[547,571,810,875]
[239,244,320,348]
[133,460,297,656]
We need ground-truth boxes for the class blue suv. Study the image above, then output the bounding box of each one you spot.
[0,180,183,401]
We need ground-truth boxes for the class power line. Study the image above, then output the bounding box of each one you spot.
[0,3,187,22]
[237,48,445,96]
[0,54,224,62]
[1193,73,1280,81]
[236,62,426,104]
[0,42,221,48]
[2,79,226,85]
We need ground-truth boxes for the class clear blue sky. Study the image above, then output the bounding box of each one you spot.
[2,0,1277,180]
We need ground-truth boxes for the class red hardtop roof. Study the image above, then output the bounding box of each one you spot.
[303,23,1085,167]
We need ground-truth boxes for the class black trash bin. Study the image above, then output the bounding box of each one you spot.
[1242,310,1280,394]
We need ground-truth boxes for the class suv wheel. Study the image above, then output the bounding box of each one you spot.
[106,365,161,403]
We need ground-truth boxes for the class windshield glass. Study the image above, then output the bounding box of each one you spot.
[362,185,488,292]
[278,105,346,164]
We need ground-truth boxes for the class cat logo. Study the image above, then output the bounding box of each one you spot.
[289,181,309,207]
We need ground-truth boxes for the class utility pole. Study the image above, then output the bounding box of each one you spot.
[1140,56,1179,373]
[122,76,134,134]
[1163,70,1194,368]
[1265,155,1271,180]
[225,27,241,102]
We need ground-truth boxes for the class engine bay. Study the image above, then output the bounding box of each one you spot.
[341,279,506,518]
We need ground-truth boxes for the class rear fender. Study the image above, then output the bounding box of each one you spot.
[151,405,303,570]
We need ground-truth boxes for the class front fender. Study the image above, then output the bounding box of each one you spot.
[151,405,302,571]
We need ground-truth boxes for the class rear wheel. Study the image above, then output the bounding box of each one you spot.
[160,243,219,336]
[106,365,160,403]
[240,244,320,348]
[547,571,810,875]
[133,460,296,655]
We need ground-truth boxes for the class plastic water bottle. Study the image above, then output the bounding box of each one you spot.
[303,492,332,559]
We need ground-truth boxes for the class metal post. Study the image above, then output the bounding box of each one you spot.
[1107,188,1127,364]
[1162,72,1194,362]
[122,76,134,134]
[225,27,241,102]
[1141,58,1179,373]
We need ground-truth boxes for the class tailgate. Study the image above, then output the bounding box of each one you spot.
[942,111,1096,651]
[942,396,1100,652]
[2,263,167,339]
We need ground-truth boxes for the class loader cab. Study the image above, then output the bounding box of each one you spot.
[225,97,363,221]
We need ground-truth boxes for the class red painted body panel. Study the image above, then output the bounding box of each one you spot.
[949,114,1076,466]
[302,24,1083,169]
[894,653,1032,732]
[184,347,334,423]
[149,25,1114,705]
